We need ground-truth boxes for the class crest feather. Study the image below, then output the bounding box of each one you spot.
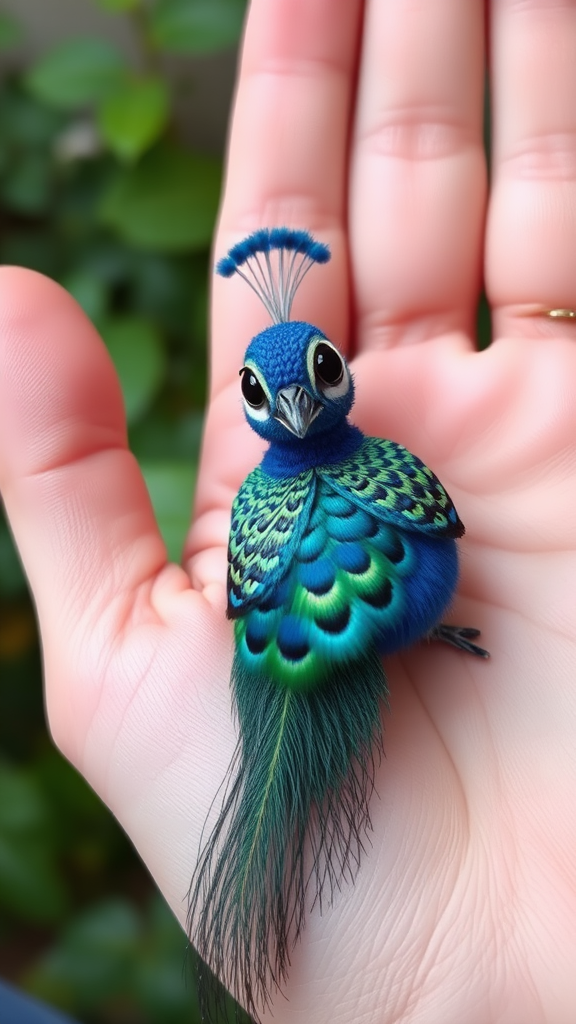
[216,227,330,323]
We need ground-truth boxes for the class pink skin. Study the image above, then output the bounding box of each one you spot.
[1,0,576,1020]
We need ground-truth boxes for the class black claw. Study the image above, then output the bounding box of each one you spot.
[431,623,490,659]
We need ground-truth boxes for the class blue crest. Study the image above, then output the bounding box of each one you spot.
[216,227,330,323]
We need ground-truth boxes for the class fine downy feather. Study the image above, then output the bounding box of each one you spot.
[188,649,388,1021]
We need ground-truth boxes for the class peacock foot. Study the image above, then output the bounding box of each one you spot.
[430,624,490,659]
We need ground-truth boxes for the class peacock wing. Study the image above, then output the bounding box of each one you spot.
[227,465,316,618]
[318,436,464,538]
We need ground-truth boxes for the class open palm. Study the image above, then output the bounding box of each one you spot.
[1,1,576,1021]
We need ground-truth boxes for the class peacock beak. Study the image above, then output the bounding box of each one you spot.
[274,385,323,438]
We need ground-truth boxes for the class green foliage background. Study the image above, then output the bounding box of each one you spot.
[0,2,247,1021]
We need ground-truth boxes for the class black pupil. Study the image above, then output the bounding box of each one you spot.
[314,343,343,387]
[241,369,266,408]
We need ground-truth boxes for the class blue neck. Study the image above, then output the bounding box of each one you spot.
[261,419,364,478]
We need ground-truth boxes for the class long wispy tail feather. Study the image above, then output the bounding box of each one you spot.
[188,651,388,1021]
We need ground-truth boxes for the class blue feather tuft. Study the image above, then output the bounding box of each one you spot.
[268,226,298,250]
[215,255,238,277]
[215,228,331,323]
[308,240,331,263]
[246,228,272,257]
[217,228,331,272]
[268,227,330,262]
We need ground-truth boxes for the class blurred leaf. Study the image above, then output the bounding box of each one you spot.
[191,263,208,348]
[128,251,197,333]
[100,143,221,251]
[28,900,141,1008]
[0,86,64,148]
[60,268,108,322]
[0,228,62,278]
[0,838,68,922]
[0,11,24,51]
[1,151,52,214]
[64,899,141,954]
[35,748,111,829]
[0,763,67,923]
[70,235,135,284]
[25,37,127,110]
[140,462,196,561]
[31,747,138,885]
[0,646,44,761]
[23,959,82,1018]
[150,0,246,54]
[132,898,192,1022]
[146,893,186,952]
[133,955,194,1023]
[0,518,26,596]
[54,157,117,233]
[97,75,170,162]
[101,315,166,423]
[0,762,47,833]
[95,0,140,9]
[130,411,203,461]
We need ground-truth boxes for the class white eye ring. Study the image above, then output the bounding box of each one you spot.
[306,336,350,400]
[244,398,270,422]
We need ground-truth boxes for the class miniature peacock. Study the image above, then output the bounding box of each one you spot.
[188,228,487,1022]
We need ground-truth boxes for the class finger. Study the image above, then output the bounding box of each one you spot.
[350,0,487,349]
[0,269,169,658]
[486,0,576,339]
[211,0,364,394]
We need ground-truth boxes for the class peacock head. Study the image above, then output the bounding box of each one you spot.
[217,228,353,443]
[240,320,353,443]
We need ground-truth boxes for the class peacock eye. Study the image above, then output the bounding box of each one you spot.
[314,342,344,389]
[240,367,267,409]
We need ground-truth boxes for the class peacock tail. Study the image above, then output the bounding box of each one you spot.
[188,648,387,1021]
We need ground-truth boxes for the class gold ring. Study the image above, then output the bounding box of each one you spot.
[543,308,576,319]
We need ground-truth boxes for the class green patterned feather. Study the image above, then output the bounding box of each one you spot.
[227,466,315,614]
[319,437,464,537]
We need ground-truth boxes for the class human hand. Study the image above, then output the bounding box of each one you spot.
[1,1,576,1021]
